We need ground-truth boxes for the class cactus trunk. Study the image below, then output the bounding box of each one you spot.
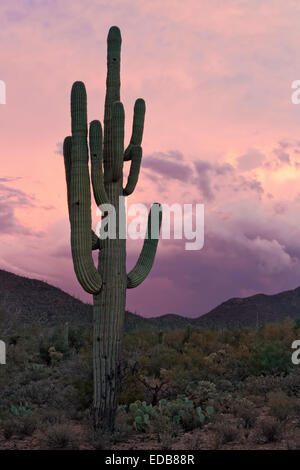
[93,191,126,432]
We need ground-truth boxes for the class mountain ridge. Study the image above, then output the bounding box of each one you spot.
[1,269,300,331]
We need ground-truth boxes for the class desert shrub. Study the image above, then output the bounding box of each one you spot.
[119,374,146,405]
[282,370,300,397]
[223,357,250,382]
[214,395,252,416]
[150,414,177,450]
[17,415,38,437]
[291,401,300,428]
[260,320,295,347]
[256,416,282,443]
[158,366,200,399]
[234,406,257,429]
[267,391,294,421]
[68,325,88,352]
[150,413,180,445]
[39,335,63,365]
[186,380,217,407]
[214,420,240,444]
[16,380,73,411]
[139,344,181,379]
[164,329,193,354]
[213,394,236,414]
[46,425,74,449]
[182,432,203,450]
[38,324,82,364]
[2,419,17,440]
[157,434,175,451]
[113,407,134,443]
[14,382,49,407]
[73,376,93,410]
[215,379,234,393]
[188,329,220,356]
[248,343,293,375]
[241,375,285,397]
[180,407,203,431]
[22,364,49,383]
[39,408,65,426]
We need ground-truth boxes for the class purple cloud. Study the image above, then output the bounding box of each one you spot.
[0,182,42,236]
[237,148,265,171]
[273,147,290,164]
[193,160,234,201]
[143,151,193,181]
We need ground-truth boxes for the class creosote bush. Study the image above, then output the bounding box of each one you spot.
[256,416,282,443]
[46,425,74,449]
[267,391,294,421]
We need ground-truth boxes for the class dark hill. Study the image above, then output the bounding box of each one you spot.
[0,269,92,328]
[1,269,300,331]
[0,269,150,332]
[195,287,300,328]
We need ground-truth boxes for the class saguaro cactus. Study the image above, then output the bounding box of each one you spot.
[63,26,162,433]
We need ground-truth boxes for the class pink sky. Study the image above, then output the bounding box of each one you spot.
[2,0,300,317]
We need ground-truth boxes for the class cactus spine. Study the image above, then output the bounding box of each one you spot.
[63,26,162,433]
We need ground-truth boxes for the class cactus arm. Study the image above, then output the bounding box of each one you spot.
[127,203,162,288]
[69,81,102,294]
[103,26,121,179]
[64,136,100,252]
[124,99,145,161]
[123,145,142,196]
[89,120,109,206]
[111,101,124,182]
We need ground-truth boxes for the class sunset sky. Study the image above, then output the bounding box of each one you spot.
[2,0,300,317]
